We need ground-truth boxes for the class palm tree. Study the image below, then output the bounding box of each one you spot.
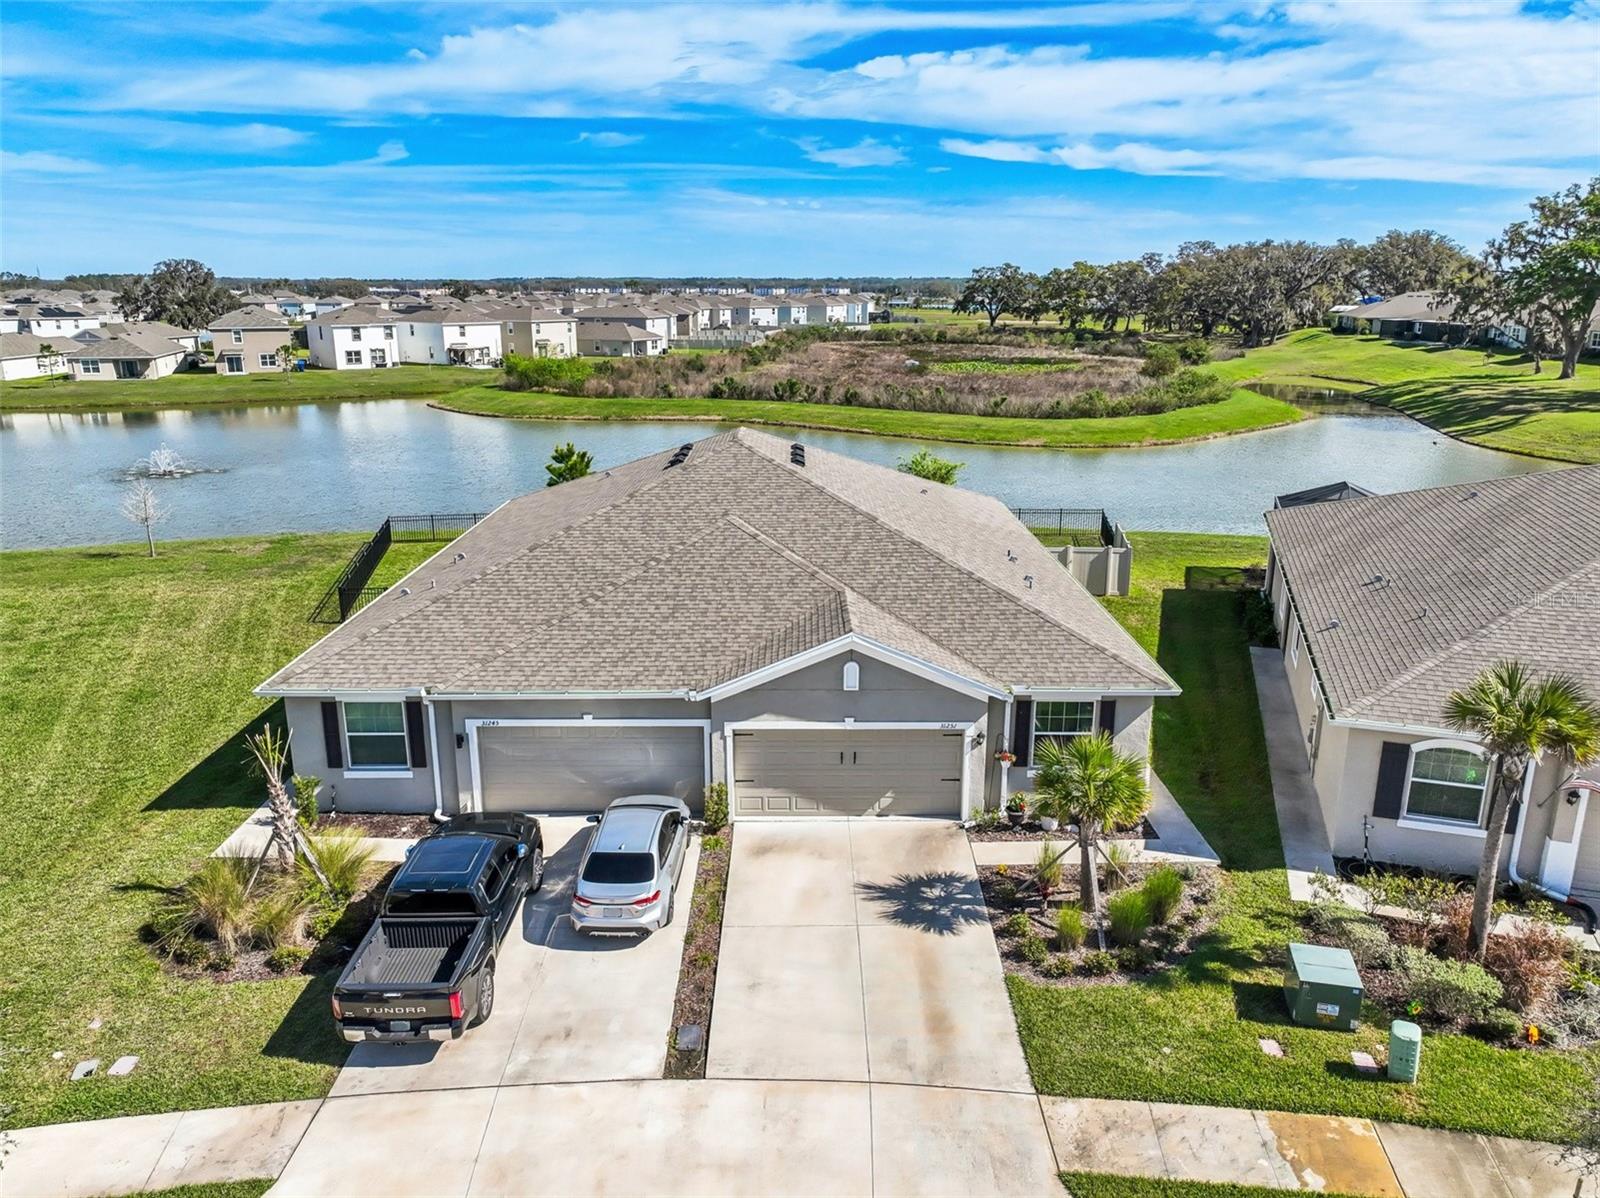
[1443,660,1599,959]
[243,724,328,891]
[1032,732,1151,948]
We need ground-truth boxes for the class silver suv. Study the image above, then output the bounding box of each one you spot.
[569,795,691,934]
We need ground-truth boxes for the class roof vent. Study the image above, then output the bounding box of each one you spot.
[453,552,466,563]
[1023,574,1034,589]
[397,587,410,597]
[789,442,806,467]
[665,443,693,468]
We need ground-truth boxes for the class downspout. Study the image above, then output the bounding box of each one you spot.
[1506,765,1597,933]
[998,694,1015,811]
[423,692,446,823]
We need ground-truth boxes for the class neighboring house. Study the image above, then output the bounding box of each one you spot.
[64,328,189,381]
[306,306,402,369]
[1331,292,1464,342]
[500,311,579,358]
[1264,467,1600,906]
[258,427,1175,818]
[577,305,675,344]
[0,332,68,380]
[732,297,780,327]
[806,297,851,325]
[398,308,504,366]
[578,321,666,356]
[776,299,809,325]
[87,320,201,355]
[12,304,103,337]
[209,306,293,374]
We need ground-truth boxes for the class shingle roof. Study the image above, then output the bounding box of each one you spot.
[261,428,1175,697]
[0,332,64,359]
[65,329,185,360]
[1354,291,1460,323]
[577,322,662,342]
[210,305,289,330]
[306,305,401,327]
[1265,466,1600,728]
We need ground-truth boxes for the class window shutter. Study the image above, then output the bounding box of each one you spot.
[1097,700,1118,736]
[321,702,344,769]
[1012,699,1033,768]
[404,699,427,769]
[1373,741,1409,820]
[1504,798,1519,834]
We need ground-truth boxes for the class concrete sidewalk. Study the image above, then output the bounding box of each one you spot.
[1250,646,1336,901]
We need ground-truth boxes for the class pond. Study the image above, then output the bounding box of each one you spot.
[0,394,1553,549]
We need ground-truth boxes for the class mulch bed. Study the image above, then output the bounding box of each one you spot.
[979,861,1220,986]
[319,812,434,838]
[969,817,1156,843]
[664,829,733,1080]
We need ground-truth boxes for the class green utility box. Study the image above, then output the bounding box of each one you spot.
[1388,1020,1421,1082]
[1283,942,1363,1031]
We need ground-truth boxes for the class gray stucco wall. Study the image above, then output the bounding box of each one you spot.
[283,696,437,814]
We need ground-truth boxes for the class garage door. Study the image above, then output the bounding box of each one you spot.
[733,729,963,818]
[476,724,705,814]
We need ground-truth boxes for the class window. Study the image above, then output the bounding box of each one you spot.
[1590,329,1600,350]
[582,852,654,884]
[258,353,277,368]
[458,325,467,337]
[842,661,860,691]
[1288,621,1302,666]
[656,815,677,864]
[1033,701,1095,754]
[383,326,394,340]
[343,701,409,768]
[317,326,324,340]
[351,327,362,341]
[1404,745,1489,826]
[80,359,101,375]
[344,350,362,365]
[224,355,243,373]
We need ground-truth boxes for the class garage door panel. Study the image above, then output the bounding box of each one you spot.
[734,730,961,818]
[479,724,704,814]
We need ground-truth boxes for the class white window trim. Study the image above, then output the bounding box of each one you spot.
[341,699,412,775]
[1398,738,1491,834]
[1027,698,1100,768]
[842,661,860,691]
[258,353,277,368]
[230,329,242,344]
[1288,621,1301,666]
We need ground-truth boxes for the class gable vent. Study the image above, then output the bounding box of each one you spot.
[789,442,806,466]
[664,443,694,468]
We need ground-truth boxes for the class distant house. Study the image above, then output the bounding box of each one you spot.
[731,297,779,327]
[499,310,578,359]
[1332,292,1462,341]
[398,308,504,366]
[0,332,69,380]
[577,321,665,357]
[1265,466,1600,905]
[11,304,103,337]
[305,306,402,370]
[82,320,201,355]
[208,306,293,374]
[776,299,810,325]
[577,305,675,344]
[805,296,851,325]
[64,328,189,381]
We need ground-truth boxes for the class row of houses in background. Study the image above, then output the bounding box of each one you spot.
[1329,290,1600,352]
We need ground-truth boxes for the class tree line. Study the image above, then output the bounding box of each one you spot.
[956,178,1598,378]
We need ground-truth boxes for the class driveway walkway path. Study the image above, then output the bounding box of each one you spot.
[1251,646,1338,900]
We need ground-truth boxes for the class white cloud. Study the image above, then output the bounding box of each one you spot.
[0,150,102,174]
[794,136,905,168]
[366,139,409,164]
[940,138,1052,164]
[576,131,644,147]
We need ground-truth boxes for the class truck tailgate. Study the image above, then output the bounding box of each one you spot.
[338,992,459,1023]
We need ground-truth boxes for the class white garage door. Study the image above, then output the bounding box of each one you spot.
[477,723,705,814]
[732,729,964,818]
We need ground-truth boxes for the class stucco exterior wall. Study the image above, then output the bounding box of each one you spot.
[283,696,437,814]
[214,327,291,373]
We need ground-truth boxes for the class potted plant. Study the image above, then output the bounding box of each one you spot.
[1005,793,1028,828]
[1035,794,1060,833]
[994,749,1017,765]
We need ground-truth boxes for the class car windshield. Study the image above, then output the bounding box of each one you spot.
[581,851,655,885]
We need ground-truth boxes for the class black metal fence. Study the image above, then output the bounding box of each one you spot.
[311,512,485,624]
[1011,507,1111,547]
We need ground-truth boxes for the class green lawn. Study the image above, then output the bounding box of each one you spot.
[138,1182,274,1198]
[1062,1175,1362,1198]
[434,383,1301,449]
[0,365,485,412]
[1205,329,1600,463]
[1009,530,1594,1144]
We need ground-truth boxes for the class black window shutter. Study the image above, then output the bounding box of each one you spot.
[404,699,427,769]
[1372,741,1409,820]
[1504,798,1519,834]
[320,701,344,769]
[1012,698,1033,767]
[1097,699,1118,736]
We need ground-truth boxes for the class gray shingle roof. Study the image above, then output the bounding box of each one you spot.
[1353,292,1460,323]
[0,332,65,359]
[65,330,184,360]
[577,322,662,343]
[1265,466,1600,728]
[209,305,289,330]
[261,428,1175,697]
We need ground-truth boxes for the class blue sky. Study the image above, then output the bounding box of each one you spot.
[2,1,1596,278]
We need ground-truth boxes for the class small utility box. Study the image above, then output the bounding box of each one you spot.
[1283,942,1363,1031]
[1388,1020,1421,1082]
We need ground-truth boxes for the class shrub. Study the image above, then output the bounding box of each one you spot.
[502,352,594,393]
[1469,1007,1524,1043]
[1484,921,1573,1012]
[266,944,311,974]
[1115,944,1155,973]
[1035,842,1064,899]
[1078,950,1117,976]
[1018,934,1050,966]
[1055,905,1086,951]
[1140,343,1179,378]
[307,898,343,941]
[1042,954,1075,979]
[302,828,374,902]
[159,855,253,956]
[1101,840,1133,892]
[1399,946,1504,1022]
[992,877,1018,905]
[1142,867,1185,926]
[292,775,321,828]
[1336,916,1398,970]
[702,782,729,832]
[1176,337,1212,365]
[251,884,311,949]
[1001,912,1032,939]
[1107,891,1152,946]
[1541,983,1600,1046]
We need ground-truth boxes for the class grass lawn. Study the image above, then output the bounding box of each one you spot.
[139,1182,274,1198]
[1061,1175,1362,1198]
[433,383,1301,449]
[0,365,484,413]
[0,535,374,1128]
[1204,329,1600,463]
[1008,530,1595,1144]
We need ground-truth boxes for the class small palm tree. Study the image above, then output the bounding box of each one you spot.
[1032,732,1151,948]
[1444,660,1599,959]
[244,724,300,872]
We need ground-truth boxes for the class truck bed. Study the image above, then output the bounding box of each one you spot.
[341,918,481,988]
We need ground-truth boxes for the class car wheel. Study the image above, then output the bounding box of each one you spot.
[529,849,545,893]
[472,963,495,1027]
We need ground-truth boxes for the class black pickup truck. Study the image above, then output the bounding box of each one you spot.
[332,813,543,1044]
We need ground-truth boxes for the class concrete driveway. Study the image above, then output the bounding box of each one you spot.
[330,816,695,1096]
[708,820,1032,1092]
